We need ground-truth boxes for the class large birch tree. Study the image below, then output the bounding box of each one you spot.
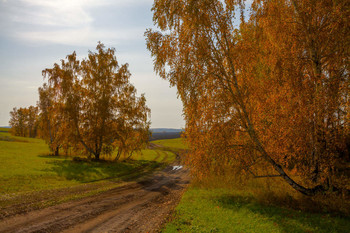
[145,0,349,195]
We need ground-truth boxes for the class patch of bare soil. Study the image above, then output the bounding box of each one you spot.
[147,143,162,149]
[0,164,190,233]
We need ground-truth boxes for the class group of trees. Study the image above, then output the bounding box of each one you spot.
[9,106,39,138]
[146,0,349,195]
[10,43,150,160]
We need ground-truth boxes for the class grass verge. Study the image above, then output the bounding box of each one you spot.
[163,187,350,233]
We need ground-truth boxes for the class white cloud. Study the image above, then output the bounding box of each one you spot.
[10,0,102,27]
[3,0,152,46]
[8,0,153,27]
[16,27,143,47]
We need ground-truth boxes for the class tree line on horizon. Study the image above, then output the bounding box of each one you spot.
[146,0,349,196]
[9,43,151,161]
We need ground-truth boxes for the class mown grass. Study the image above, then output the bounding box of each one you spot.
[164,187,350,233]
[0,129,176,195]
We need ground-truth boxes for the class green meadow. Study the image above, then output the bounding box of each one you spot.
[0,128,179,195]
[151,137,188,151]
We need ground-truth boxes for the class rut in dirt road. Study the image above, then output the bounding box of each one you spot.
[0,165,190,233]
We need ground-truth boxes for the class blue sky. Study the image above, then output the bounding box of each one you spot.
[0,0,184,128]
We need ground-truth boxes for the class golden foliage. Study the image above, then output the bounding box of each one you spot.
[9,106,39,138]
[146,0,349,195]
[37,42,151,159]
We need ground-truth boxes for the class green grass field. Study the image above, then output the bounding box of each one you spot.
[0,128,181,195]
[151,138,188,151]
[164,187,350,233]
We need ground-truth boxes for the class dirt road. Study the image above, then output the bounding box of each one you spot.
[0,165,190,233]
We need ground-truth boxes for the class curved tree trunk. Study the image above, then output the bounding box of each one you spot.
[114,148,122,162]
[243,101,327,196]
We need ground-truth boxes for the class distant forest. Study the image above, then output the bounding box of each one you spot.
[149,128,183,141]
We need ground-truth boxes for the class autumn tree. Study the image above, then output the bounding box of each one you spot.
[243,0,350,193]
[113,92,151,161]
[9,108,25,137]
[38,83,68,156]
[9,106,39,138]
[42,42,150,160]
[146,0,349,195]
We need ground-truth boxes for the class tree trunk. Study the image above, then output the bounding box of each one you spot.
[125,150,135,160]
[244,112,327,196]
[114,149,122,162]
[94,151,100,161]
[54,146,59,156]
[229,70,328,196]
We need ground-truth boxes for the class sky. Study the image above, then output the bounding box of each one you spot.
[0,0,184,128]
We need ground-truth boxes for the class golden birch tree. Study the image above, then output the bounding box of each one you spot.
[145,0,349,195]
[42,42,150,160]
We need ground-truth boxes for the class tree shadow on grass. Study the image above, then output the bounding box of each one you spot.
[215,194,350,233]
[38,154,68,159]
[43,159,159,183]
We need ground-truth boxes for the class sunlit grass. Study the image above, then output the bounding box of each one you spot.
[152,138,188,150]
[164,163,350,232]
[0,130,179,195]
[0,138,157,194]
[132,149,176,163]
[164,187,350,233]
